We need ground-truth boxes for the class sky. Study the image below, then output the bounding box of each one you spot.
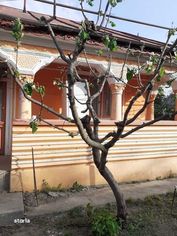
[1,0,177,43]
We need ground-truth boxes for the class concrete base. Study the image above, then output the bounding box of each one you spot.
[0,192,24,225]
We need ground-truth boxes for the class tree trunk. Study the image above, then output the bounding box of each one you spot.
[92,148,127,222]
[100,166,127,221]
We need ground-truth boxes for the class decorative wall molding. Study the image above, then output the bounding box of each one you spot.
[0,47,58,75]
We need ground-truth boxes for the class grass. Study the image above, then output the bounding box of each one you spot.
[121,192,177,236]
[1,192,177,235]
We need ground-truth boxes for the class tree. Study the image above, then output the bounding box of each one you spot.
[10,0,177,223]
[154,89,175,120]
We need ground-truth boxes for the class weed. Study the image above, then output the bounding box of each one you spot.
[167,170,176,179]
[70,181,85,192]
[156,176,162,180]
[41,180,85,193]
[41,179,65,193]
[86,205,121,236]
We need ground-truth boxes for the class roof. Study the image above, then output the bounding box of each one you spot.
[0,5,166,52]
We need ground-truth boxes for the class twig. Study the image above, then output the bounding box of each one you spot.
[120,111,177,138]
[80,0,88,21]
[40,17,69,63]
[120,42,131,81]
[39,117,78,136]
[83,49,99,78]
[98,1,110,30]
[96,0,102,26]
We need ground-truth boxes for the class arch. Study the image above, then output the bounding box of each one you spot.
[0,46,58,75]
[32,62,66,119]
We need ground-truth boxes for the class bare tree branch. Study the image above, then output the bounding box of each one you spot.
[136,44,145,88]
[99,131,116,143]
[67,61,106,152]
[8,65,71,122]
[104,6,113,29]
[40,17,70,63]
[104,29,176,150]
[125,88,152,125]
[120,111,177,138]
[98,1,110,30]
[39,117,78,137]
[80,0,88,22]
[96,0,102,26]
[83,49,99,78]
[120,42,131,81]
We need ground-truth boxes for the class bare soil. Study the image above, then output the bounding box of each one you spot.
[0,192,177,236]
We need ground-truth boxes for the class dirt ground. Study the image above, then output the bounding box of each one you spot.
[0,192,177,236]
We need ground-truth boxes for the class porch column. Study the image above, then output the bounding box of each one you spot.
[110,83,125,121]
[18,75,33,120]
[145,90,158,120]
[18,91,32,120]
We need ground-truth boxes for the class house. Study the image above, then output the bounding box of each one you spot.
[0,5,177,192]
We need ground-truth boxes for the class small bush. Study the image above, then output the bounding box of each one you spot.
[87,206,120,236]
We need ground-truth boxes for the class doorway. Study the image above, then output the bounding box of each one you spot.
[0,77,12,172]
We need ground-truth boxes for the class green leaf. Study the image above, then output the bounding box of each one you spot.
[97,49,103,56]
[14,70,20,78]
[126,68,136,81]
[108,38,117,51]
[12,18,24,42]
[103,35,110,48]
[156,67,165,82]
[23,83,33,96]
[159,67,165,78]
[145,54,158,74]
[36,85,45,97]
[145,65,153,74]
[168,28,176,37]
[53,80,65,90]
[108,0,122,7]
[79,30,89,41]
[29,121,38,134]
[103,35,118,52]
[109,20,116,27]
[86,0,94,6]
